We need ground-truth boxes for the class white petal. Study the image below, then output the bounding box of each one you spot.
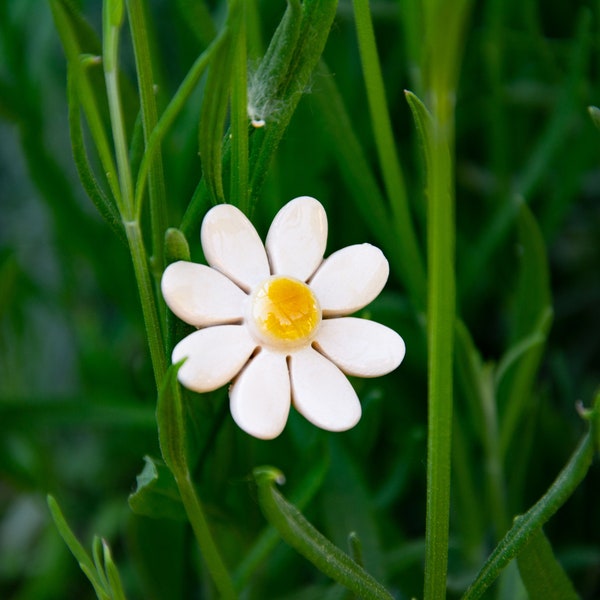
[201,204,270,291]
[173,325,256,393]
[265,196,327,281]
[289,347,361,431]
[309,244,389,316]
[314,317,405,377]
[161,261,247,326]
[230,350,290,439]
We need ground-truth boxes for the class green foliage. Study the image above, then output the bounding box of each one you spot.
[517,528,580,600]
[1,0,599,599]
[254,466,394,599]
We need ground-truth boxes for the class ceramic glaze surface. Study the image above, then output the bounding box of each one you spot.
[249,276,321,346]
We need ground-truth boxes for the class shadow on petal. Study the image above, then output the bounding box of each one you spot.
[309,244,389,316]
[313,317,405,377]
[289,347,361,432]
[230,350,291,439]
[173,325,256,393]
[201,204,270,291]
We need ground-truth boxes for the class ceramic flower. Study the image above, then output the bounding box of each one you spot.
[161,196,405,439]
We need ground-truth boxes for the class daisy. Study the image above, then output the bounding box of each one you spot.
[161,196,405,439]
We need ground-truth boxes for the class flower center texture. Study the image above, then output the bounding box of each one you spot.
[249,276,321,348]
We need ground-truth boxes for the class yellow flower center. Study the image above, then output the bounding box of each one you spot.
[249,276,321,347]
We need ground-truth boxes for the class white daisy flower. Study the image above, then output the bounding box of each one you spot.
[161,196,406,439]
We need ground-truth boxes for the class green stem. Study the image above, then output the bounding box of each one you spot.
[103,0,135,219]
[50,0,123,207]
[230,1,249,212]
[134,31,227,213]
[125,221,167,388]
[126,0,168,271]
[423,99,455,600]
[176,473,237,599]
[352,0,426,307]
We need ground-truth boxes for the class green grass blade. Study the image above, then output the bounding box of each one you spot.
[67,64,126,244]
[127,0,168,268]
[254,466,394,600]
[353,0,425,305]
[517,528,580,600]
[462,407,597,600]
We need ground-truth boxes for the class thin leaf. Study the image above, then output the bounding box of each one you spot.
[312,62,408,299]
[229,0,249,212]
[254,466,394,600]
[198,1,241,205]
[517,528,580,600]
[156,361,188,476]
[234,450,330,589]
[67,63,126,244]
[462,409,597,600]
[353,1,425,306]
[247,0,339,213]
[103,540,128,600]
[92,536,109,591]
[499,203,553,456]
[46,496,105,595]
[128,456,187,521]
[127,0,168,267]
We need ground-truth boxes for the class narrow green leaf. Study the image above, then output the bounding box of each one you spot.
[404,90,434,176]
[47,496,96,578]
[234,450,330,589]
[312,62,413,302]
[247,0,338,211]
[517,528,580,600]
[128,456,186,521]
[494,326,546,390]
[46,496,105,595]
[134,30,228,214]
[79,563,111,600]
[254,467,394,600]
[353,1,425,306]
[50,0,122,205]
[199,2,240,205]
[498,203,553,456]
[253,0,302,95]
[92,536,109,591]
[462,416,596,600]
[127,0,168,267]
[156,361,188,476]
[230,1,249,212]
[103,540,128,600]
[67,64,126,244]
[511,204,551,343]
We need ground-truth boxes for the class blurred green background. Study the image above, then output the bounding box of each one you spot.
[0,0,599,598]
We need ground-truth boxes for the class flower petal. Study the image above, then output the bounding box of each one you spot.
[161,261,247,326]
[309,244,389,316]
[265,196,327,281]
[201,204,270,291]
[173,325,256,393]
[314,317,405,377]
[289,347,361,431]
[230,350,290,439]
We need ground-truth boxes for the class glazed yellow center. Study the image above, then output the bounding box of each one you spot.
[250,276,321,345]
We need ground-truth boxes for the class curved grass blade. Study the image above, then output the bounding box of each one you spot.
[254,466,394,600]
